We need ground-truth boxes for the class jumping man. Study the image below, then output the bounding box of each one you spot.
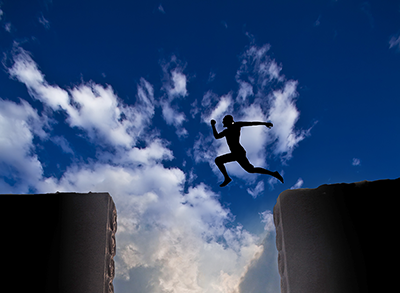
[211,115,284,187]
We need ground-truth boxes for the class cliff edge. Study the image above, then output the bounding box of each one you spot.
[3,192,117,293]
[274,178,400,293]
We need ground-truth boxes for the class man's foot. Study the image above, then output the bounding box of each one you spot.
[219,177,232,187]
[273,171,284,183]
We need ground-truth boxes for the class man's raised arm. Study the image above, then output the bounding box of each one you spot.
[238,121,273,128]
[211,119,224,139]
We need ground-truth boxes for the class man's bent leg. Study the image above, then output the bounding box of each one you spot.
[215,153,236,187]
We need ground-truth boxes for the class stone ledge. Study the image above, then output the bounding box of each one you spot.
[2,192,117,293]
[274,178,400,293]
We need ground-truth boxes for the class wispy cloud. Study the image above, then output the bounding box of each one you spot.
[389,34,400,51]
[160,56,189,137]
[51,136,74,155]
[352,158,361,166]
[38,13,50,29]
[314,15,321,27]
[158,4,166,14]
[247,181,264,198]
[360,2,374,29]
[290,177,304,189]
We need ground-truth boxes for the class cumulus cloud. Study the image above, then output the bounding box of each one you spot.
[37,160,263,293]
[237,234,280,293]
[236,44,312,162]
[193,43,312,186]
[3,46,274,293]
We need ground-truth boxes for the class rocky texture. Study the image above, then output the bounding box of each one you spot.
[274,178,400,293]
[3,192,117,293]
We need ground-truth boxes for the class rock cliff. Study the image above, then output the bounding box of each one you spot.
[3,192,117,293]
[274,178,400,293]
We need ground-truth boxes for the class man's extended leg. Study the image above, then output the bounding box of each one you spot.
[238,156,284,183]
[215,153,236,187]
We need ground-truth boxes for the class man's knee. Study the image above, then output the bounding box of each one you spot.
[243,163,255,173]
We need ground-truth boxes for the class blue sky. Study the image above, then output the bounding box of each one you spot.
[1,1,400,292]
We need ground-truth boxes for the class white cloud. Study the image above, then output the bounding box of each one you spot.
[131,77,156,136]
[194,43,311,185]
[238,104,269,167]
[237,234,280,293]
[51,136,74,154]
[203,93,233,123]
[32,128,262,293]
[207,71,216,83]
[4,23,12,33]
[237,81,253,102]
[8,47,154,148]
[38,13,50,29]
[389,35,400,50]
[169,70,188,97]
[158,4,166,14]
[161,101,186,125]
[0,98,46,192]
[360,2,374,29]
[236,44,284,91]
[314,15,321,27]
[352,158,361,166]
[160,60,189,136]
[259,210,274,233]
[112,138,174,167]
[3,45,285,293]
[37,161,262,293]
[247,181,264,199]
[290,177,304,189]
[267,80,312,161]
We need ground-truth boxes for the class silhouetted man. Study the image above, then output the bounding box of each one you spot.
[211,115,284,187]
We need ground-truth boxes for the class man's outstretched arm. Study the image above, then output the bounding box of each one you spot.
[211,119,224,139]
[237,121,273,128]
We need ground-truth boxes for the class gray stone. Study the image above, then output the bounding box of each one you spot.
[274,178,400,293]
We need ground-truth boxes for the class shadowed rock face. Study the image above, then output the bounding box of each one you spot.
[3,193,117,293]
[274,178,400,293]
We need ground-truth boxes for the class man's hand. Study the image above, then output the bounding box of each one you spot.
[211,119,216,126]
[265,122,273,129]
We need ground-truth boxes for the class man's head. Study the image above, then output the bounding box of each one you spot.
[222,115,234,127]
